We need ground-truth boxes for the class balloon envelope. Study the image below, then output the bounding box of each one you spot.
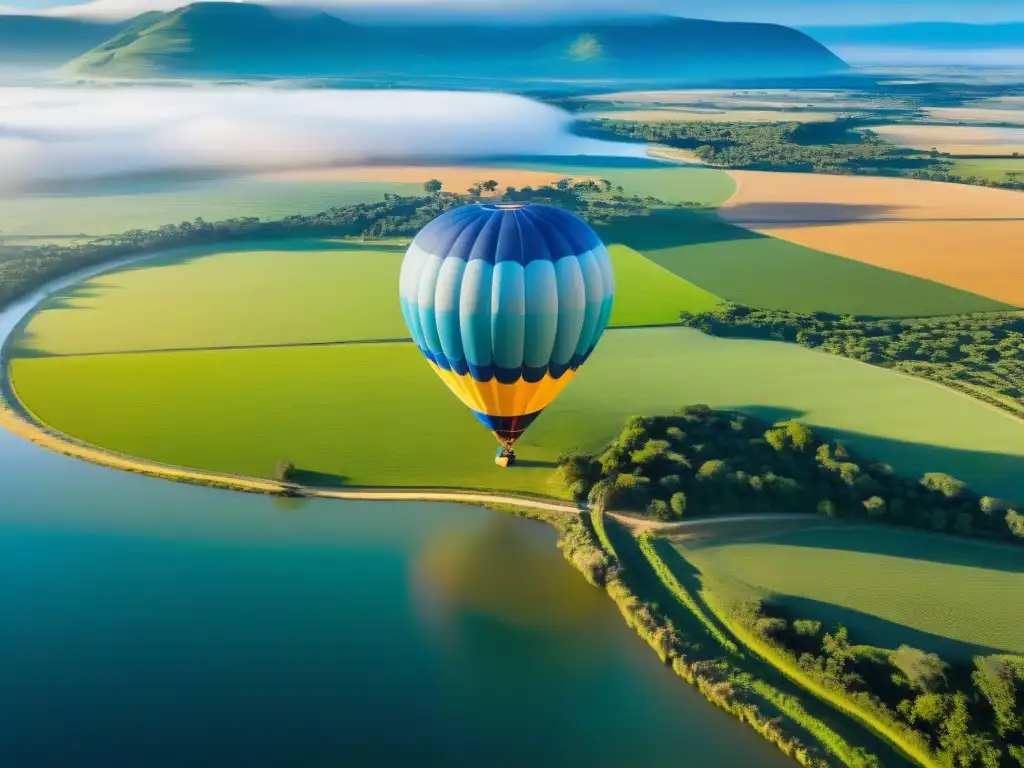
[399,202,615,446]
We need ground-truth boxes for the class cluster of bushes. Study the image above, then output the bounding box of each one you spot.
[583,118,1024,190]
[679,303,1024,418]
[743,600,1024,767]
[557,406,1024,542]
[0,179,667,309]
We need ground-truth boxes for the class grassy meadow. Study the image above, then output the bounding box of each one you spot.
[12,327,1024,499]
[14,238,722,357]
[951,157,1024,184]
[676,522,1024,662]
[606,244,722,325]
[0,178,418,238]
[14,240,411,356]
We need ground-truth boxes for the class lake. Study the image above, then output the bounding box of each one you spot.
[0,271,789,765]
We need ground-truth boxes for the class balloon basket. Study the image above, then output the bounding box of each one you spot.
[494,446,517,468]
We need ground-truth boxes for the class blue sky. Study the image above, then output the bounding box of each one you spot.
[4,0,1024,23]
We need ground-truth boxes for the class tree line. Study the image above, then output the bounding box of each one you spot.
[557,405,1024,543]
[0,179,668,310]
[582,118,1024,190]
[741,599,1024,767]
[678,304,1024,420]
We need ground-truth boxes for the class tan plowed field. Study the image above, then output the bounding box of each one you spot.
[871,124,1024,155]
[721,171,1024,306]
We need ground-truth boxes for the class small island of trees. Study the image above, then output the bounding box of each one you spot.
[557,405,1024,543]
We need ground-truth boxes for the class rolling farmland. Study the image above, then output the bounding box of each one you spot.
[598,209,1005,316]
[722,170,1024,307]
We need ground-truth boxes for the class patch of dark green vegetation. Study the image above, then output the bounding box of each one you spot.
[558,406,1024,542]
[739,598,1024,768]
[556,511,901,767]
[680,304,1024,420]
[584,118,1024,190]
[0,180,673,309]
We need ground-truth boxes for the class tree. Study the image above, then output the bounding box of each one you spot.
[556,178,572,191]
[793,619,822,637]
[275,459,296,482]
[921,472,966,499]
[670,491,687,518]
[971,656,1024,737]
[467,185,482,197]
[863,496,887,517]
[1006,510,1024,539]
[481,179,499,195]
[647,498,671,520]
[891,645,947,693]
[696,459,729,479]
[423,179,442,195]
[937,692,1001,768]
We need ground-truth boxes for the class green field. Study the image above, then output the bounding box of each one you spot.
[502,160,738,205]
[598,209,1010,317]
[607,244,722,325]
[0,162,735,240]
[14,241,410,356]
[951,158,1024,184]
[677,522,1024,661]
[12,327,1024,499]
[13,239,722,356]
[0,178,418,238]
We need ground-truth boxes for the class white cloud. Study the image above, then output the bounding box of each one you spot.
[0,85,643,192]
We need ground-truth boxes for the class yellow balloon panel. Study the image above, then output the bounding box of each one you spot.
[427,362,577,418]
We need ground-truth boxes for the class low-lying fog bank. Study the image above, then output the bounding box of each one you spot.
[0,85,646,193]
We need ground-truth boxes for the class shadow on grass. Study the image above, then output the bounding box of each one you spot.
[724,403,1024,509]
[772,594,1017,661]
[725,201,1024,227]
[512,458,559,469]
[290,469,349,488]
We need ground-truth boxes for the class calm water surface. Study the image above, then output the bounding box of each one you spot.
[0,267,790,766]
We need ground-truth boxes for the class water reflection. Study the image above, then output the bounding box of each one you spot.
[413,514,606,633]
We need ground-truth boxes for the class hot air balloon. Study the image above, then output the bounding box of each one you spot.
[398,202,615,466]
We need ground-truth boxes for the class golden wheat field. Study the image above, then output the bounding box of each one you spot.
[721,170,1024,306]
[924,107,1024,126]
[872,124,1024,155]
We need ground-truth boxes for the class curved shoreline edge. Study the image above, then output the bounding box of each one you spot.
[0,384,581,513]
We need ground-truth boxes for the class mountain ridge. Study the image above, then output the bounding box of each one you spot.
[3,3,849,83]
[802,22,1024,50]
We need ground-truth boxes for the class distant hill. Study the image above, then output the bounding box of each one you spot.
[803,22,1024,50]
[52,3,847,83]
